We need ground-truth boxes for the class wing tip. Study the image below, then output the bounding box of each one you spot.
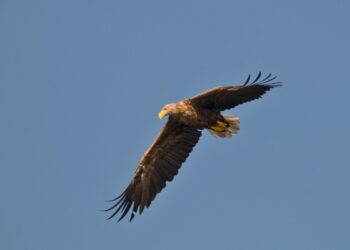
[104,190,137,222]
[243,72,282,87]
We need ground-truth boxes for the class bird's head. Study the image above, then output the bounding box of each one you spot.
[158,103,177,119]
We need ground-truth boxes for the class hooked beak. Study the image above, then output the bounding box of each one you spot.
[158,110,168,120]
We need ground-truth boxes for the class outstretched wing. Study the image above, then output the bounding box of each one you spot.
[105,119,202,222]
[188,72,282,111]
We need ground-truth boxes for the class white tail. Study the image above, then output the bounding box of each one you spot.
[208,115,240,138]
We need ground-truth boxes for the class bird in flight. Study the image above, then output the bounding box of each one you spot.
[105,72,282,221]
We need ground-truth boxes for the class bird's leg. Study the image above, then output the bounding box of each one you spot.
[209,121,227,132]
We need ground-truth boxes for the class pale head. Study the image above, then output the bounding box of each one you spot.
[158,103,177,119]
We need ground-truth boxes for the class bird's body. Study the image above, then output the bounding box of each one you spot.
[106,72,281,221]
[160,101,225,128]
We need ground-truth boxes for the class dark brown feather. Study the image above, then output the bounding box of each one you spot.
[106,120,201,221]
[188,72,282,111]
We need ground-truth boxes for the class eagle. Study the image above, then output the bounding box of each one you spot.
[105,72,281,221]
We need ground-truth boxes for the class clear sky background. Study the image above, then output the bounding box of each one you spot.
[1,0,349,249]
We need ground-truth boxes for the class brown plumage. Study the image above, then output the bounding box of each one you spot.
[105,72,282,221]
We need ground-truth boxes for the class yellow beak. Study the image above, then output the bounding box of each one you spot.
[158,110,168,120]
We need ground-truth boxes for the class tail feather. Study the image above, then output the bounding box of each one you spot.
[208,115,240,138]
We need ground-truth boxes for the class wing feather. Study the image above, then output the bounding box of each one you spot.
[106,120,201,221]
[189,72,282,111]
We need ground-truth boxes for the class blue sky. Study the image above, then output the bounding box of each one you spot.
[1,0,349,249]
